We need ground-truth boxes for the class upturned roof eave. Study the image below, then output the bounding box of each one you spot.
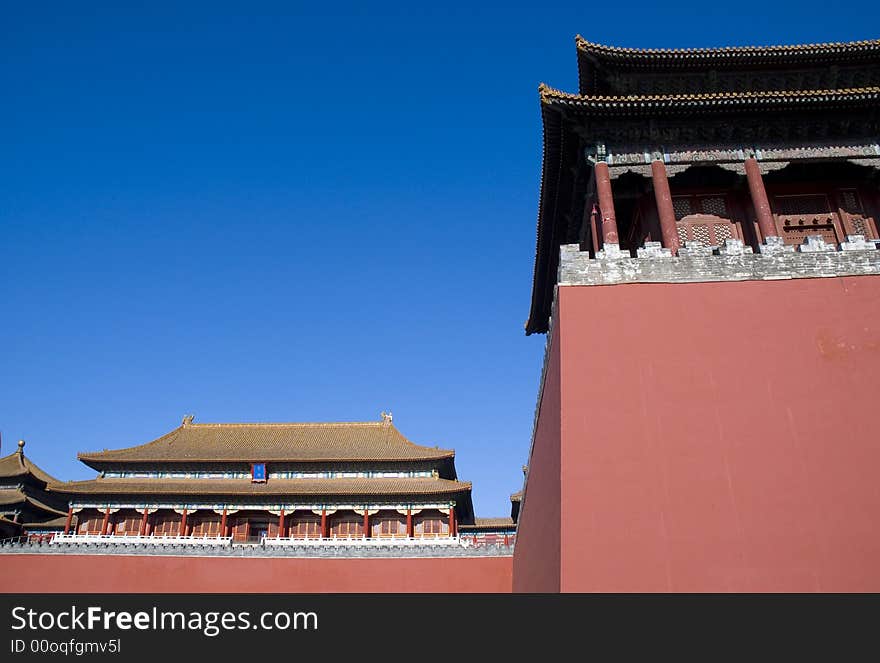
[539,83,880,111]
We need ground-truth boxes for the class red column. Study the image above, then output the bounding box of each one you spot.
[139,510,148,536]
[178,509,187,537]
[100,508,110,535]
[220,508,228,537]
[145,518,152,537]
[595,161,619,245]
[63,507,73,535]
[278,509,286,538]
[406,509,413,538]
[321,509,328,538]
[744,156,778,240]
[448,508,456,537]
[363,511,370,538]
[651,159,680,255]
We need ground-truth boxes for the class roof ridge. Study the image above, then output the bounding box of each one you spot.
[575,35,880,57]
[76,421,455,462]
[188,421,386,428]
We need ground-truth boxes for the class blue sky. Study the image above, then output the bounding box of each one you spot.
[1,1,876,515]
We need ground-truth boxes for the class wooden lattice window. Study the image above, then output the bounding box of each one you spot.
[330,514,364,538]
[230,520,249,542]
[150,512,181,536]
[289,514,323,539]
[414,510,449,537]
[77,510,104,535]
[672,195,741,246]
[189,515,222,537]
[112,510,142,536]
[676,214,741,246]
[836,189,878,240]
[672,194,729,220]
[371,513,407,538]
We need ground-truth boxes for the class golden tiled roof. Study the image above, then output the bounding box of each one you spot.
[509,490,522,502]
[473,517,514,527]
[459,517,515,529]
[48,476,471,497]
[539,83,880,106]
[0,487,67,516]
[78,422,454,464]
[576,35,880,60]
[0,449,58,485]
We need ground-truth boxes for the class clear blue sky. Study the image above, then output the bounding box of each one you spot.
[1,1,876,516]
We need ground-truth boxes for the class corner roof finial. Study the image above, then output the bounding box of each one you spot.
[17,439,25,454]
[182,414,195,427]
[380,411,393,426]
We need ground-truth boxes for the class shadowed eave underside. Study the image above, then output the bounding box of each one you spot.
[0,487,67,516]
[47,476,472,497]
[539,83,880,113]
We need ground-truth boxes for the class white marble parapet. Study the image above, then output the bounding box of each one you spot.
[594,243,630,260]
[799,235,837,253]
[1,536,512,558]
[52,534,233,546]
[558,238,880,287]
[263,535,463,547]
[840,234,878,251]
[636,241,673,259]
[759,236,796,254]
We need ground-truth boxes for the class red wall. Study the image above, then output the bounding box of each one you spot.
[2,554,512,593]
[525,276,880,591]
[512,323,561,592]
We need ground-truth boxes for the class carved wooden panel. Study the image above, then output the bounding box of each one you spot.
[772,194,842,245]
[836,189,878,239]
[676,214,742,246]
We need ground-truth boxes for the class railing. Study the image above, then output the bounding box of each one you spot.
[48,533,469,547]
[263,535,465,547]
[0,534,32,546]
[51,534,233,546]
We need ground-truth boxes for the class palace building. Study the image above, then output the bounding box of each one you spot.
[0,440,68,539]
[527,37,879,334]
[515,36,880,592]
[47,414,487,545]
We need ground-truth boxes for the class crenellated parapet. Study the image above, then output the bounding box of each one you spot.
[558,236,879,288]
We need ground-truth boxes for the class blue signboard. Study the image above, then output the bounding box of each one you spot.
[251,463,267,482]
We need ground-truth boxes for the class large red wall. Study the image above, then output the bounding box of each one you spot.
[521,275,880,591]
[512,323,561,592]
[1,554,512,593]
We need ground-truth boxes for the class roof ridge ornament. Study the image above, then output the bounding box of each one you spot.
[380,411,393,426]
[182,414,195,427]
[17,439,25,455]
